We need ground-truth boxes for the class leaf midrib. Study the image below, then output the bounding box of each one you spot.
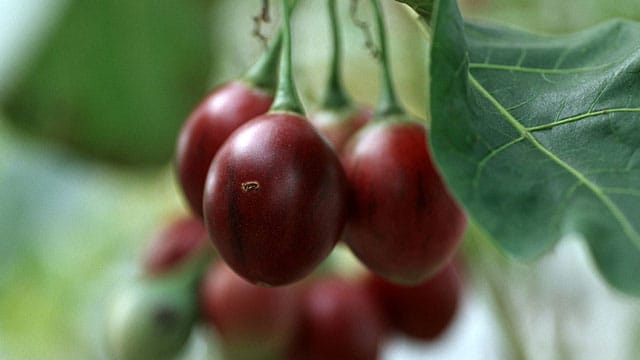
[527,108,640,131]
[469,62,614,74]
[468,73,640,249]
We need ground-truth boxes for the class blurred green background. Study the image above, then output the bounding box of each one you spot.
[1,0,640,359]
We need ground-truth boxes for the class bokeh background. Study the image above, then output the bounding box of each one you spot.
[1,0,640,359]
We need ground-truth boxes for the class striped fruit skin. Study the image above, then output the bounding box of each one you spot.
[342,118,467,285]
[203,112,348,286]
[176,81,273,218]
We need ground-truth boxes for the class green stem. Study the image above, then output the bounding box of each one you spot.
[486,273,528,360]
[243,31,283,92]
[370,0,404,117]
[322,0,352,110]
[270,0,304,115]
[465,224,528,360]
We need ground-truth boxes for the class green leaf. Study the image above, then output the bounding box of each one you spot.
[395,0,434,22]
[429,0,640,295]
[1,0,212,166]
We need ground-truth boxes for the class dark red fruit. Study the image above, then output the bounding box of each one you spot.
[342,118,467,284]
[203,112,348,286]
[199,262,299,359]
[176,81,273,218]
[309,106,372,153]
[143,216,209,275]
[287,276,386,360]
[366,262,461,341]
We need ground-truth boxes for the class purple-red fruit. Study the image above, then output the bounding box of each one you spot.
[342,118,467,284]
[366,262,461,341]
[203,112,348,286]
[287,277,386,360]
[143,216,208,275]
[176,81,273,218]
[309,106,372,153]
[199,262,299,358]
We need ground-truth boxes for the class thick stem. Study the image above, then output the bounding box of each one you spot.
[270,0,304,115]
[322,0,352,110]
[243,31,283,92]
[370,0,404,117]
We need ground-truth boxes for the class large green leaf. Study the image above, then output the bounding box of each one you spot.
[427,0,640,295]
[1,0,212,166]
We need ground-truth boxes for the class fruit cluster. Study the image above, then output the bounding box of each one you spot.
[106,0,467,358]
[176,0,466,288]
[107,216,463,360]
[201,252,463,360]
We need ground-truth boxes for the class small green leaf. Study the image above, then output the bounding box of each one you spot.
[429,0,640,295]
[2,0,212,166]
[395,0,434,23]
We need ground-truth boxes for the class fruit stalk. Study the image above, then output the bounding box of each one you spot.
[323,0,351,110]
[270,0,304,114]
[370,0,403,117]
[243,31,283,92]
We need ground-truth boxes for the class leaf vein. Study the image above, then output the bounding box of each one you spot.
[472,136,525,191]
[555,98,568,122]
[469,62,613,74]
[526,108,640,132]
[602,188,640,197]
[469,74,640,249]
[553,47,571,70]
[516,48,527,67]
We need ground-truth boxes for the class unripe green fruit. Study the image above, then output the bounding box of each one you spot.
[106,275,196,360]
[106,249,211,360]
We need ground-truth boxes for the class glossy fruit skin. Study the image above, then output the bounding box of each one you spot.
[143,216,208,275]
[203,112,348,286]
[287,277,386,360]
[199,262,299,359]
[366,262,461,341]
[309,106,372,153]
[176,81,273,218]
[342,117,467,284]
